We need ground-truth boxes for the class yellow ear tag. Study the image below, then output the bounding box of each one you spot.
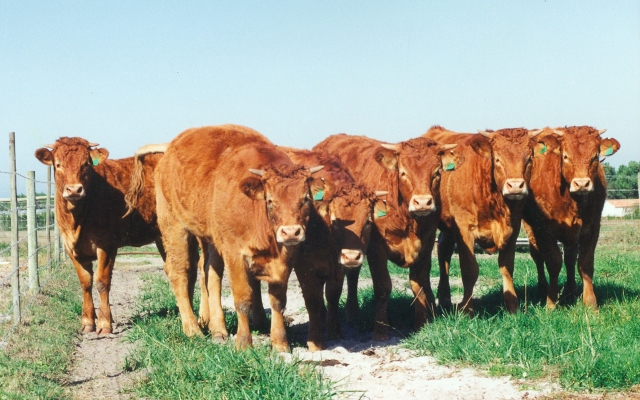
[605,145,613,156]
[92,158,100,166]
[445,162,455,171]
[313,189,324,201]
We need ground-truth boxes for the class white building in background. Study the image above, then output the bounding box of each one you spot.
[602,199,640,217]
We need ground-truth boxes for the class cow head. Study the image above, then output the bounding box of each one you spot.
[472,128,544,200]
[313,181,388,268]
[552,126,620,194]
[240,164,324,246]
[35,137,109,207]
[374,138,463,217]
[371,200,422,267]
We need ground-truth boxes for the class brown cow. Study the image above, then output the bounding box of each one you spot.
[424,126,545,313]
[35,137,164,334]
[313,134,461,340]
[523,126,620,309]
[198,148,388,351]
[153,124,322,351]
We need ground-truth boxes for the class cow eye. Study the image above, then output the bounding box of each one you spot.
[495,157,500,164]
[563,154,569,160]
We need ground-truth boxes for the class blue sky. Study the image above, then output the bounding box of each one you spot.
[1,1,638,196]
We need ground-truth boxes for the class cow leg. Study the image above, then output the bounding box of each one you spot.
[561,244,579,304]
[155,237,167,262]
[205,244,228,341]
[197,240,210,328]
[95,248,116,334]
[367,231,391,341]
[226,255,253,349]
[249,275,268,331]
[344,266,361,323]
[71,255,96,332]
[163,232,202,336]
[325,268,345,341]
[409,230,436,329]
[436,229,455,310]
[578,228,599,309]
[294,263,326,352]
[456,232,478,315]
[498,233,519,314]
[524,222,548,299]
[537,237,563,310]
[268,281,291,352]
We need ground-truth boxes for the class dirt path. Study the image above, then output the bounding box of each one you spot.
[65,256,164,400]
[64,254,553,399]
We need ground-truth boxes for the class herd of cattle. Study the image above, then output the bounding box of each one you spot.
[34,124,620,352]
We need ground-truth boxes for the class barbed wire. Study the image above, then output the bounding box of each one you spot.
[0,170,54,185]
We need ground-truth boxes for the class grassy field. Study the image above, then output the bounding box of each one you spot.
[124,274,337,399]
[0,260,80,399]
[400,220,640,391]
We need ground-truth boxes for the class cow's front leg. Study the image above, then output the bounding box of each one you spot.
[95,248,117,334]
[71,254,96,332]
[268,281,290,352]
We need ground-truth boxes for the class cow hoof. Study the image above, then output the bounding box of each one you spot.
[307,342,325,352]
[211,333,227,344]
[183,324,204,338]
[97,328,112,335]
[82,325,96,333]
[272,342,290,353]
[235,335,253,350]
[197,317,210,328]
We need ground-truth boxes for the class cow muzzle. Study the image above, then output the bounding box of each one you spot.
[276,225,305,245]
[408,195,436,216]
[502,179,528,200]
[339,249,364,268]
[63,184,86,202]
[570,178,594,194]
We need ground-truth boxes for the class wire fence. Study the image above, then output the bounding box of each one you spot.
[0,132,65,349]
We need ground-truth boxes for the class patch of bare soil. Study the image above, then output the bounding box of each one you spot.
[65,255,164,400]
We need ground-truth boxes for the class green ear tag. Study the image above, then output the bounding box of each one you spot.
[605,145,613,156]
[92,158,100,166]
[313,189,324,201]
[445,162,455,171]
[376,210,387,218]
[540,144,547,155]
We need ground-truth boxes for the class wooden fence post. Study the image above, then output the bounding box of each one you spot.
[54,188,60,264]
[27,171,39,292]
[9,132,21,326]
[46,165,52,265]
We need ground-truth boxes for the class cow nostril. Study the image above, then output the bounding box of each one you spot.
[413,198,419,206]
[518,181,524,189]
[426,198,433,206]
[355,253,361,261]
[77,186,83,194]
[294,228,301,237]
[584,181,590,188]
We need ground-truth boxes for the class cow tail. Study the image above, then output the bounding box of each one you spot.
[124,154,146,218]
[124,143,168,218]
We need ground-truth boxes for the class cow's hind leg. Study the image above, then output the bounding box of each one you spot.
[71,255,96,332]
[197,240,210,329]
[561,244,579,304]
[437,228,456,310]
[410,228,437,329]
[524,222,548,300]
[249,275,268,331]
[95,248,117,334]
[203,243,228,342]
[294,262,326,352]
[456,232,479,315]
[578,228,599,309]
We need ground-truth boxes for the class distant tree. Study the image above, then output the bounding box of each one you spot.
[604,161,639,199]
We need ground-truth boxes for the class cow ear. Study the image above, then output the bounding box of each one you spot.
[532,137,560,158]
[373,199,389,220]
[469,136,492,158]
[440,150,464,171]
[599,138,620,157]
[374,148,398,170]
[35,148,53,165]
[309,177,327,202]
[90,148,109,166]
[239,177,265,200]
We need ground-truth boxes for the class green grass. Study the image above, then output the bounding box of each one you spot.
[402,232,640,391]
[0,261,80,399]
[126,274,336,399]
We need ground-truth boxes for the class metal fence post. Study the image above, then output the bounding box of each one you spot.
[54,188,61,264]
[9,132,21,326]
[46,165,52,265]
[27,171,39,292]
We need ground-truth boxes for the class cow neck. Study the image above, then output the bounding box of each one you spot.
[55,186,92,252]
